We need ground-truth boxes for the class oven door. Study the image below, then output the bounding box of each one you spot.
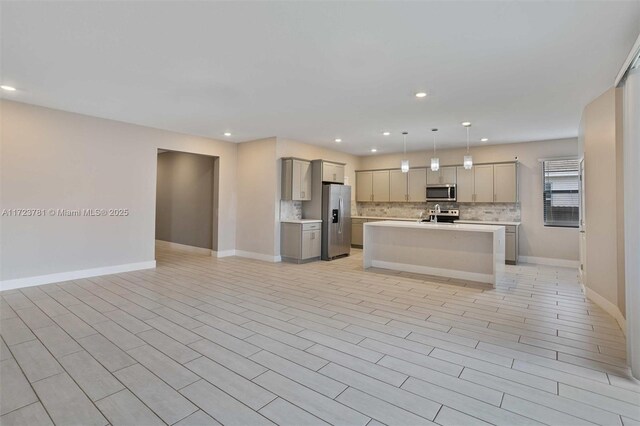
[426,185,456,201]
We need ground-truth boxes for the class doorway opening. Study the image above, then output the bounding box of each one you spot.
[155,149,219,258]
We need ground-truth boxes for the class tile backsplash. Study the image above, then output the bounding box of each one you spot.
[282,200,520,222]
[280,200,303,220]
[356,202,521,222]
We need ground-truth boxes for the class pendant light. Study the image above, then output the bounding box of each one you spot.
[401,132,409,173]
[430,128,439,171]
[462,122,473,169]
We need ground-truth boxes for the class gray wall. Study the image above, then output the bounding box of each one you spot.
[580,87,625,316]
[156,151,215,249]
[0,100,238,282]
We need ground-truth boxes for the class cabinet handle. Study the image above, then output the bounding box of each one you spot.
[301,191,305,198]
[311,232,315,239]
[494,193,496,202]
[333,173,336,181]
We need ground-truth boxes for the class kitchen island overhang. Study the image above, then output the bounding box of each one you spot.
[363,221,506,287]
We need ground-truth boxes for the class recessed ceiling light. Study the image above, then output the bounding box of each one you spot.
[415,92,427,98]
[481,138,488,142]
[335,138,342,143]
[224,132,231,136]
[382,132,390,136]
[371,148,377,153]
[461,122,471,127]
[1,85,16,91]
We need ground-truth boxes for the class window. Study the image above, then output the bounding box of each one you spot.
[542,159,580,228]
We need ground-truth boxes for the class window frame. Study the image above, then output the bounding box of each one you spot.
[541,158,580,229]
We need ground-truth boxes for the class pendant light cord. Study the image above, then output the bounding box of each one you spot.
[432,129,437,155]
[466,126,470,153]
[403,133,407,156]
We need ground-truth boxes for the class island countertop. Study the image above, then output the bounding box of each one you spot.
[364,220,504,233]
[454,219,521,226]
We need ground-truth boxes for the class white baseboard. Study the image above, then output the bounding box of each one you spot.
[584,286,627,335]
[235,250,282,263]
[155,240,212,255]
[519,256,580,268]
[0,261,156,292]
[212,249,236,258]
[371,260,495,286]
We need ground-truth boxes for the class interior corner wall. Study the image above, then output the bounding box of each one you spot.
[615,88,626,316]
[581,87,625,317]
[358,138,579,262]
[623,67,640,378]
[156,151,215,250]
[235,137,279,259]
[0,100,238,284]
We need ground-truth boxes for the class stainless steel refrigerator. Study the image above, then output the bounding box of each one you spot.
[321,184,351,260]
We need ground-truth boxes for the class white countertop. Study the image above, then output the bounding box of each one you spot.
[364,220,504,233]
[352,216,415,221]
[455,220,521,226]
[280,219,322,224]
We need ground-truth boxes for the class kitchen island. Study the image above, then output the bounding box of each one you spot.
[363,221,505,287]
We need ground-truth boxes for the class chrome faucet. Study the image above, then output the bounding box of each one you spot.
[418,211,425,223]
[432,204,441,223]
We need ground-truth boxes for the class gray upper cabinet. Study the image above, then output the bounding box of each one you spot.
[372,170,390,202]
[357,162,517,204]
[456,166,474,202]
[455,162,518,203]
[427,166,457,185]
[407,168,427,202]
[389,168,426,202]
[322,161,345,183]
[356,170,389,202]
[474,164,494,203]
[389,170,408,202]
[456,164,493,203]
[282,158,312,201]
[441,166,457,184]
[426,168,439,185]
[493,163,518,202]
[356,171,373,202]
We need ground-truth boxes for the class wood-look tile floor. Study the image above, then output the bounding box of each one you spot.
[1,246,639,426]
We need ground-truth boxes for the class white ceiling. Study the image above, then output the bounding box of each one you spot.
[1,1,639,155]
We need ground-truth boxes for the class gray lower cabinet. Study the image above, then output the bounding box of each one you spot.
[504,225,518,264]
[351,218,366,247]
[351,218,414,247]
[455,221,519,264]
[281,222,321,263]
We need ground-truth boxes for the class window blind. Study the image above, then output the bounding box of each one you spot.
[542,159,580,227]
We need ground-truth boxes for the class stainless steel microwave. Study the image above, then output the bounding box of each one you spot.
[426,184,456,201]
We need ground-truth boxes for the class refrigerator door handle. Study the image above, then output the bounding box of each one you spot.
[338,197,343,234]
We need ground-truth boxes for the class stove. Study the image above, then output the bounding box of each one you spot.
[427,209,460,223]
